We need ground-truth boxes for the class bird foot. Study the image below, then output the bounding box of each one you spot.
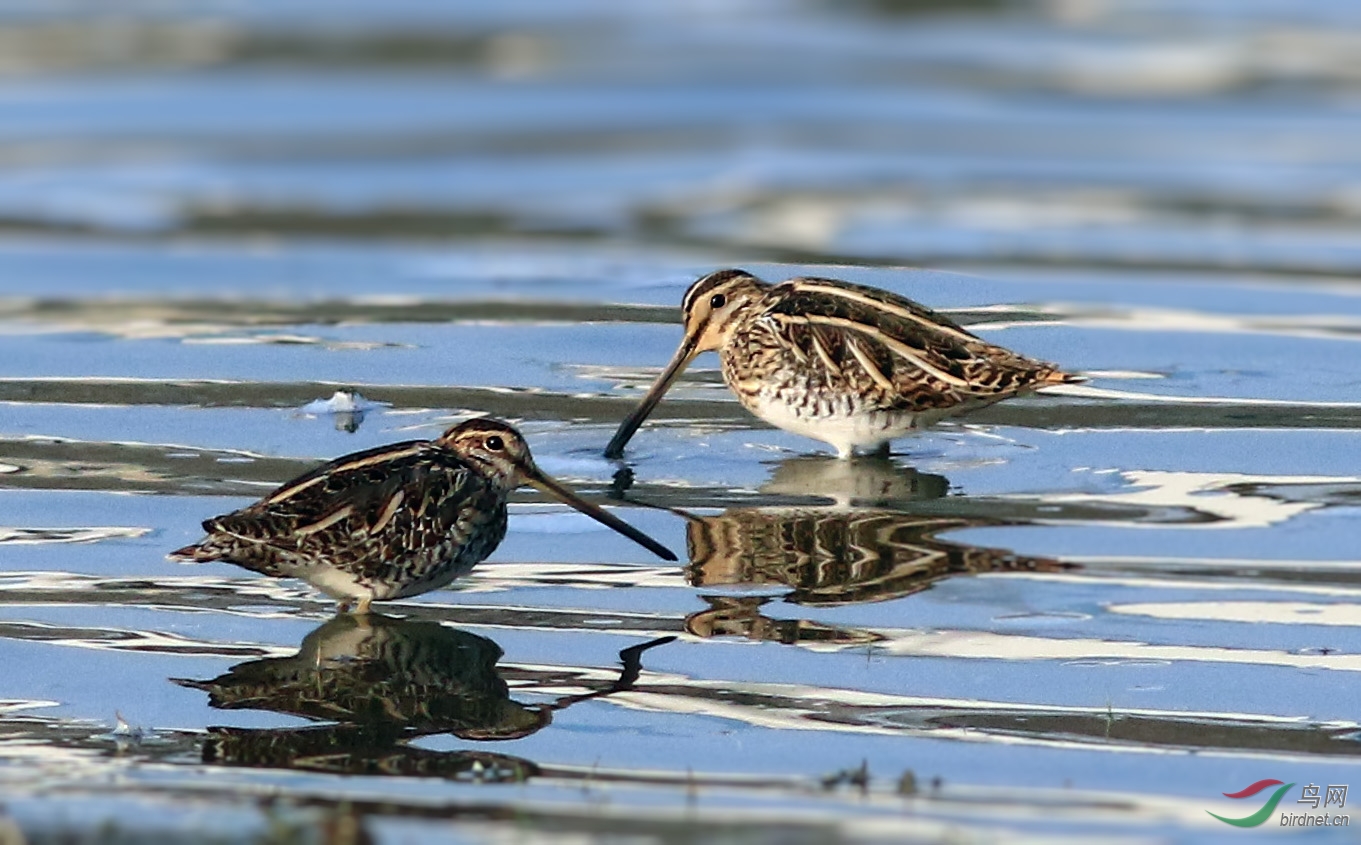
[336,597,373,615]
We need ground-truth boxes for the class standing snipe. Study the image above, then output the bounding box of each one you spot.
[171,417,675,613]
[605,269,1079,458]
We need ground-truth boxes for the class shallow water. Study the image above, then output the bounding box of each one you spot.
[3,1,1361,843]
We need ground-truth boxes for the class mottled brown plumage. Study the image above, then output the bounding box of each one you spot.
[175,614,549,742]
[170,417,675,612]
[606,269,1080,458]
[174,613,676,778]
[687,510,1073,607]
[684,508,1074,643]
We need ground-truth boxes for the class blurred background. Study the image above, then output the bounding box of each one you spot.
[1,0,1358,277]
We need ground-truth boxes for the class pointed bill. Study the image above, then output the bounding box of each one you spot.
[526,467,677,561]
[604,334,699,459]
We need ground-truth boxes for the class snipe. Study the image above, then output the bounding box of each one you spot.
[605,269,1080,458]
[171,417,675,613]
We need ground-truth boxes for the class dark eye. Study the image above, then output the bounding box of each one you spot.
[485,435,505,451]
[709,293,726,308]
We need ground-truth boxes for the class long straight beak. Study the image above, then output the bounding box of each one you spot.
[526,467,678,561]
[604,333,699,459]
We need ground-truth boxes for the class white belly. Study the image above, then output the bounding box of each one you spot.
[741,391,933,458]
[300,563,372,601]
[293,556,473,603]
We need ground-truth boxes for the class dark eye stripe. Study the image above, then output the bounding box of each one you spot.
[682,268,751,313]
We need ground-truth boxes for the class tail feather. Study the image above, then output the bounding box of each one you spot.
[1042,368,1085,385]
[167,541,217,563]
[168,517,238,562]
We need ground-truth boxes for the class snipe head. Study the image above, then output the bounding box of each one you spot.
[440,418,674,560]
[435,418,538,493]
[605,270,768,457]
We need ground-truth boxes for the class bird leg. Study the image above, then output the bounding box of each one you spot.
[335,597,373,615]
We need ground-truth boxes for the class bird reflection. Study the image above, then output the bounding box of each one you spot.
[757,454,950,507]
[333,410,364,433]
[681,456,1075,645]
[175,614,673,781]
[298,388,390,433]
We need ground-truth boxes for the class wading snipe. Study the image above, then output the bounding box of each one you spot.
[605,269,1080,459]
[171,417,676,613]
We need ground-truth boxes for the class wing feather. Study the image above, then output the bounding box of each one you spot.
[207,443,485,560]
[763,279,1065,403]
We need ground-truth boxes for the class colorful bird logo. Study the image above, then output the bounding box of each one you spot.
[1208,779,1295,827]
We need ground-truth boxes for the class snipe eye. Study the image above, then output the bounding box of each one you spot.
[709,293,726,309]
[485,435,505,451]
